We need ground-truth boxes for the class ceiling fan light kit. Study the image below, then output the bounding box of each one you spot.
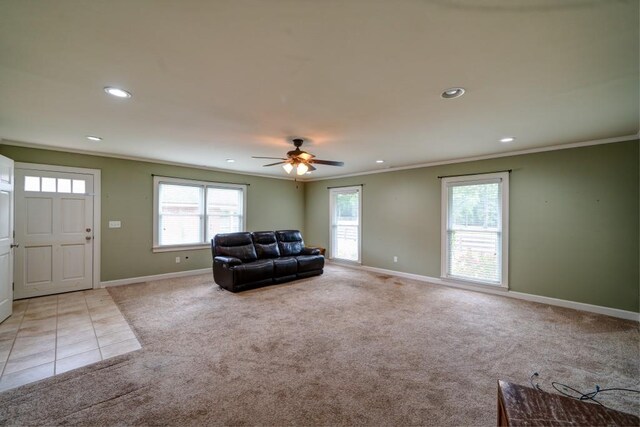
[254,138,344,176]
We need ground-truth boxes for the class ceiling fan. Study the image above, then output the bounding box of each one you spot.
[253,138,344,175]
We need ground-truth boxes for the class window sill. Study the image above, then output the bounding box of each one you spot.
[328,258,362,266]
[440,275,508,290]
[152,244,209,253]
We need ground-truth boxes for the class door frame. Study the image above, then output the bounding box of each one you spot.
[15,162,101,290]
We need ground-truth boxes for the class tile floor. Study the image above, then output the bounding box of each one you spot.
[0,288,141,392]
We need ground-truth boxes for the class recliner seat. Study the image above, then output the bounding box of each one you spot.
[212,230,323,292]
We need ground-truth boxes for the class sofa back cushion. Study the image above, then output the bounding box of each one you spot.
[213,232,258,262]
[275,230,304,256]
[252,231,281,259]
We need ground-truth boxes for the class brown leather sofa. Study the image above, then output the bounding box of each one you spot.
[211,230,324,292]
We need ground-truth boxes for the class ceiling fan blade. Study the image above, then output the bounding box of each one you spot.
[306,164,316,172]
[252,156,287,160]
[311,159,344,166]
[263,161,287,167]
[298,151,315,161]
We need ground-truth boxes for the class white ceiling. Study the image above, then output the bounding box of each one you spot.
[0,0,638,179]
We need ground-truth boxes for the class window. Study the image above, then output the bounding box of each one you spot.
[330,186,361,263]
[24,175,87,194]
[153,176,246,251]
[441,172,509,287]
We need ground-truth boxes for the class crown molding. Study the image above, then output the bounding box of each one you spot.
[304,133,640,182]
[3,133,638,183]
[0,139,297,182]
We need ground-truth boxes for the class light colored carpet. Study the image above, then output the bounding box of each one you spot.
[0,264,638,425]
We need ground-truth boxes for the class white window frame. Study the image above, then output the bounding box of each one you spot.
[153,176,247,252]
[329,186,362,264]
[440,172,509,288]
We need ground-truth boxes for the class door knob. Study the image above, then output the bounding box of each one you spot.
[85,236,92,241]
[10,244,19,248]
[86,228,92,232]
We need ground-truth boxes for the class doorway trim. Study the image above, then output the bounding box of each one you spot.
[15,162,101,290]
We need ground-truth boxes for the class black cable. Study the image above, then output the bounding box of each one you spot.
[552,382,604,406]
[530,372,542,391]
[529,372,640,410]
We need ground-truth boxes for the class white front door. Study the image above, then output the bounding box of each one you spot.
[0,155,14,322]
[14,168,94,299]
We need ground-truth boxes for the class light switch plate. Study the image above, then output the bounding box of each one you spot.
[108,220,122,229]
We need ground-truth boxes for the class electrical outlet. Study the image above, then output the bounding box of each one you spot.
[393,256,398,263]
[175,256,181,263]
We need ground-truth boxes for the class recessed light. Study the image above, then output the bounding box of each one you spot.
[85,135,102,142]
[376,160,384,163]
[226,159,235,163]
[500,137,516,143]
[441,87,465,99]
[104,86,132,98]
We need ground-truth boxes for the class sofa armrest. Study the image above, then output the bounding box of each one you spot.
[301,247,321,256]
[214,256,242,267]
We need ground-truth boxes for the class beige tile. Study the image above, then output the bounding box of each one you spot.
[57,328,96,347]
[17,320,56,338]
[85,294,112,302]
[12,300,29,313]
[0,339,14,353]
[93,321,130,337]
[88,307,121,321]
[57,304,88,315]
[0,362,54,392]
[57,322,95,338]
[11,335,56,359]
[57,316,92,330]
[56,337,98,360]
[0,330,18,342]
[85,288,109,296]
[28,295,58,305]
[0,345,11,362]
[25,300,57,311]
[100,338,141,360]
[97,328,136,348]
[22,310,57,322]
[57,291,86,301]
[55,349,101,374]
[0,317,23,334]
[4,349,55,374]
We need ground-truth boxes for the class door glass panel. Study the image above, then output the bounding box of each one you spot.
[72,180,86,194]
[24,176,40,192]
[57,179,71,193]
[41,177,56,192]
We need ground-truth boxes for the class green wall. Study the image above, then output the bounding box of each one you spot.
[305,140,640,312]
[0,144,305,281]
[2,140,638,312]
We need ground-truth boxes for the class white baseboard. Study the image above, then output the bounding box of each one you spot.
[330,262,640,321]
[101,268,212,288]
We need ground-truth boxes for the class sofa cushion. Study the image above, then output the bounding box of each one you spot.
[296,254,324,273]
[275,230,304,256]
[214,232,257,262]
[232,260,274,285]
[252,231,281,259]
[273,257,298,277]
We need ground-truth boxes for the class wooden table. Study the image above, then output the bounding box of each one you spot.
[497,380,639,426]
